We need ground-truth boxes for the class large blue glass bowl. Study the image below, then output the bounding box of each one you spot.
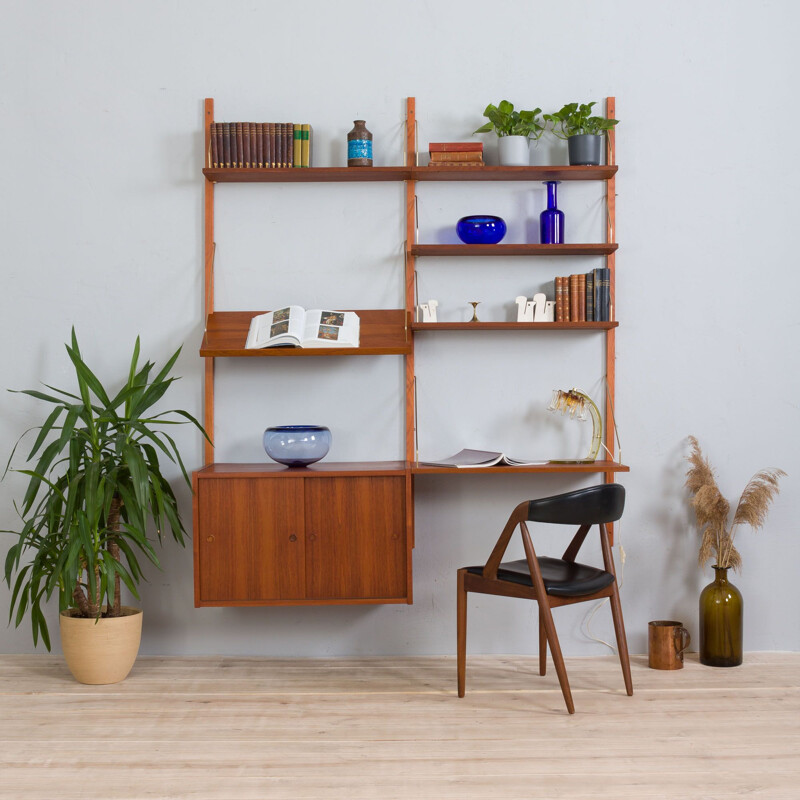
[456,215,507,245]
[263,425,331,467]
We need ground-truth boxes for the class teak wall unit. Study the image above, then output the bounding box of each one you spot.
[194,97,628,608]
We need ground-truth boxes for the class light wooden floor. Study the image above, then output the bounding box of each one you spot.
[1,652,798,799]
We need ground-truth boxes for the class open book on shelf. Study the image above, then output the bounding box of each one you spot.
[420,449,548,468]
[245,306,360,349]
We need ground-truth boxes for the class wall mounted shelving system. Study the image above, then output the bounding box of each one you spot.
[193,97,628,608]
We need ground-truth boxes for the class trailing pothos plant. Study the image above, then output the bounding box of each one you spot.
[3,330,209,649]
[474,100,545,139]
[544,101,619,138]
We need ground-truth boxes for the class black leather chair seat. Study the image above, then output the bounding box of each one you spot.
[467,556,615,597]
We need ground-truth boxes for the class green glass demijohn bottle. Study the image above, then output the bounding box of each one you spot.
[699,566,743,667]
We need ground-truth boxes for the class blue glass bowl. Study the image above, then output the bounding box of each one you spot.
[456,215,507,245]
[263,425,331,467]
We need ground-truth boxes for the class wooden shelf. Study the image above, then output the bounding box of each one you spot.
[412,165,618,182]
[196,462,409,477]
[411,321,618,331]
[203,166,410,183]
[409,243,618,257]
[202,164,618,184]
[200,309,411,357]
[412,460,629,475]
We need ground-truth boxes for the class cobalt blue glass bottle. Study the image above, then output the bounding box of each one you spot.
[540,180,564,244]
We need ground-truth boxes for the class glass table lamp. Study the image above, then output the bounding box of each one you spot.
[547,388,602,463]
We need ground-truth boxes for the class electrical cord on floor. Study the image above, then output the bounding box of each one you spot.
[581,520,626,654]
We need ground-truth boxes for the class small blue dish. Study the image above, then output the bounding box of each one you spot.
[263,425,331,467]
[456,215,507,245]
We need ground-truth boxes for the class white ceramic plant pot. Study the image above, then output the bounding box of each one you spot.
[497,135,530,167]
[60,606,143,685]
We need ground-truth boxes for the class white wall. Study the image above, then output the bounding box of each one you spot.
[1,0,798,658]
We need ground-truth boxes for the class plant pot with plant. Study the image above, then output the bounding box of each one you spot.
[544,101,618,166]
[3,330,209,684]
[685,436,785,668]
[474,100,544,166]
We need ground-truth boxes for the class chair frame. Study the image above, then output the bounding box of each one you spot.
[457,500,633,714]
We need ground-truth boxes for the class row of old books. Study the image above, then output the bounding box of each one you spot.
[554,269,611,322]
[428,141,484,167]
[209,122,311,169]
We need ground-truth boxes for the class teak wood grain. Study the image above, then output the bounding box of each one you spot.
[201,164,618,184]
[193,470,410,606]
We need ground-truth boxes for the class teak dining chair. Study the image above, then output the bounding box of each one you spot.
[457,483,633,714]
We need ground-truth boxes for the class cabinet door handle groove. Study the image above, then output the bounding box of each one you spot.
[289,534,297,542]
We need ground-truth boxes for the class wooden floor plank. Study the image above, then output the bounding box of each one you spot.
[1,653,799,799]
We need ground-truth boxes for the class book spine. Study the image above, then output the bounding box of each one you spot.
[286,123,293,167]
[585,272,594,321]
[222,122,231,168]
[426,161,485,168]
[210,123,218,168]
[250,122,257,168]
[578,274,586,322]
[429,151,484,163]
[273,122,280,168]
[569,275,581,322]
[230,122,238,168]
[554,277,564,322]
[256,123,264,168]
[428,142,484,153]
[216,124,224,169]
[293,124,302,167]
[301,124,310,167]
[264,122,275,169]
[593,267,610,321]
[243,121,251,168]
[236,122,244,168]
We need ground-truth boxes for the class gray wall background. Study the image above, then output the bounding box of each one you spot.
[1,0,798,657]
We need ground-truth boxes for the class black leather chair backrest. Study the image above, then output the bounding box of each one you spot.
[526,484,625,525]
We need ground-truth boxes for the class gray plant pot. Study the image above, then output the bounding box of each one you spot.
[568,134,603,166]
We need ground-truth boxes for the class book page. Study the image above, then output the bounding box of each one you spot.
[301,310,360,348]
[420,449,504,467]
[245,306,305,349]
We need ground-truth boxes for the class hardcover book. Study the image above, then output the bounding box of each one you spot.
[428,142,484,153]
[300,124,311,167]
[429,151,484,163]
[244,306,360,350]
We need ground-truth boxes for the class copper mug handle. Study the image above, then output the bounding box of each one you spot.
[673,626,691,662]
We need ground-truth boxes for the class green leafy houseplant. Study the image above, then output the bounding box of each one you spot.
[474,100,544,139]
[3,330,209,649]
[544,101,619,139]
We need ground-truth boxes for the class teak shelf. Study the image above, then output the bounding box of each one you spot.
[409,243,618,257]
[411,321,619,331]
[196,96,621,607]
[202,165,618,184]
[201,310,411,357]
[411,460,629,475]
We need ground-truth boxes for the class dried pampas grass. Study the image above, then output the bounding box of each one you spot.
[685,436,785,571]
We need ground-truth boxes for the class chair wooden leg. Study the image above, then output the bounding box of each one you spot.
[539,601,574,714]
[609,581,634,696]
[457,568,467,698]
[538,606,547,676]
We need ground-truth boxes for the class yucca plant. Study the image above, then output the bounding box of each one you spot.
[685,436,785,571]
[3,330,209,649]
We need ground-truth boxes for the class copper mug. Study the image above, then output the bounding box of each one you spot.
[648,620,691,670]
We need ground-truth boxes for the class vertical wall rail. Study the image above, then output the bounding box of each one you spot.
[605,96,617,539]
[404,97,417,467]
[203,98,215,465]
